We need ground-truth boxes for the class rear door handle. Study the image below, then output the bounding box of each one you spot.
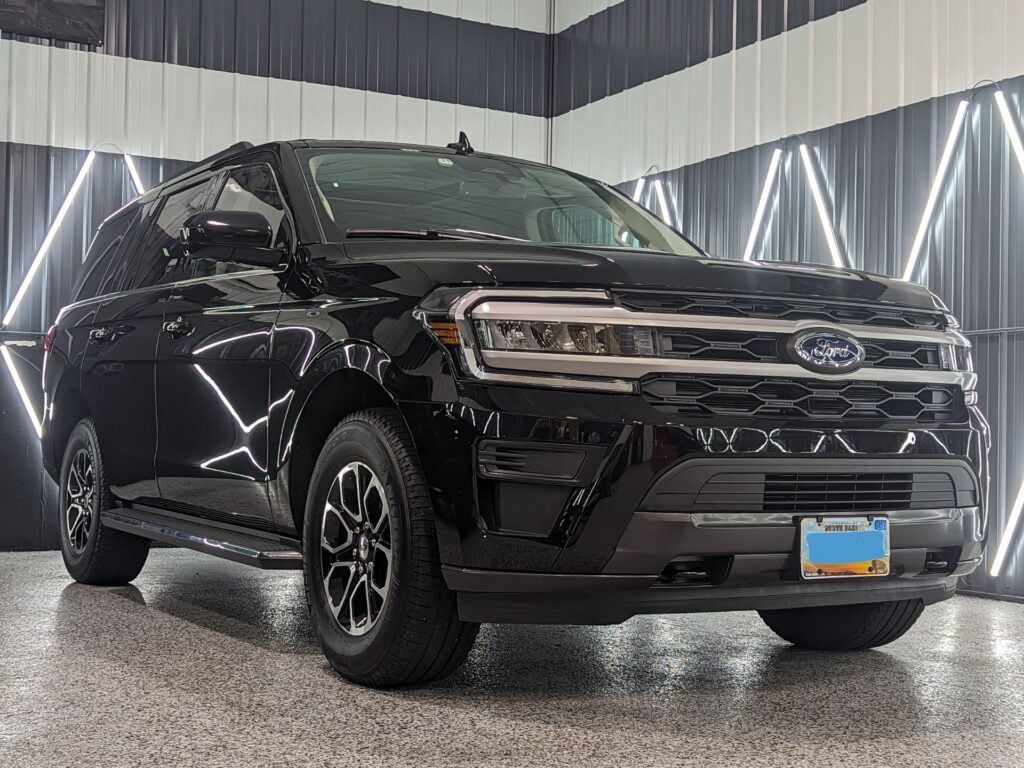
[162,317,195,338]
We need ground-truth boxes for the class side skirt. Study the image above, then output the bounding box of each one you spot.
[100,504,303,570]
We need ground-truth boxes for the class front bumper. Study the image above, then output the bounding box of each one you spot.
[400,385,990,625]
[444,506,982,623]
[446,569,964,624]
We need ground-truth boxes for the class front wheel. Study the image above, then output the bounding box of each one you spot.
[758,599,925,651]
[303,408,478,687]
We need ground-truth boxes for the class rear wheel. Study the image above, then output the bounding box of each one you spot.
[303,408,478,687]
[758,599,925,651]
[59,419,149,585]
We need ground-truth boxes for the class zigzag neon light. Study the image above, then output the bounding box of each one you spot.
[988,90,1024,579]
[1,150,145,437]
[740,145,847,267]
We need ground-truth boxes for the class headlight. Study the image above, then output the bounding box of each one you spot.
[939,344,973,372]
[474,320,656,356]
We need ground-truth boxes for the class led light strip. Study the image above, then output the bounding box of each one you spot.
[799,144,847,268]
[995,91,1024,178]
[631,177,674,227]
[0,149,145,437]
[3,151,97,328]
[0,345,43,438]
[742,148,784,261]
[986,91,1024,579]
[901,100,970,283]
[2,150,145,328]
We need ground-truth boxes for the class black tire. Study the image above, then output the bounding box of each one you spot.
[59,419,149,585]
[303,408,479,687]
[758,599,925,651]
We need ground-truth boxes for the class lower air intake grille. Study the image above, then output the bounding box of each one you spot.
[691,472,965,514]
[762,472,953,513]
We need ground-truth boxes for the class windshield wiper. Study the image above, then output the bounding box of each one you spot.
[345,227,527,242]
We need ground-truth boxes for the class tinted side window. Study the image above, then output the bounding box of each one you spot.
[128,180,212,289]
[72,207,141,302]
[214,165,288,248]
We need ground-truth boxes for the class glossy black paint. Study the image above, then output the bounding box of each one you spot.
[154,270,283,524]
[41,141,988,604]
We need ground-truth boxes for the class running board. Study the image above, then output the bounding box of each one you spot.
[100,506,303,570]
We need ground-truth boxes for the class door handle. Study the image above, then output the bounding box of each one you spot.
[162,317,195,338]
[89,327,114,343]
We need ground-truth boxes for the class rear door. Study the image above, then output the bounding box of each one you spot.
[80,179,215,501]
[153,162,291,526]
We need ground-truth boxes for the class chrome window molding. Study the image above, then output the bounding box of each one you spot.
[447,287,975,393]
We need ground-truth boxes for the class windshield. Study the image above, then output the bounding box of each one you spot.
[298,148,701,256]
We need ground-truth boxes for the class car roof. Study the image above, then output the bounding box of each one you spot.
[99,138,575,231]
[287,138,555,170]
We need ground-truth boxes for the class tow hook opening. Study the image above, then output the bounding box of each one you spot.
[658,555,732,586]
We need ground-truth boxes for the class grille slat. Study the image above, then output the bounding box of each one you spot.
[642,374,965,423]
[657,329,943,371]
[616,291,946,332]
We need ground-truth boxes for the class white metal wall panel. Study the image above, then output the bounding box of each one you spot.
[552,0,1024,184]
[553,0,620,33]
[0,38,551,165]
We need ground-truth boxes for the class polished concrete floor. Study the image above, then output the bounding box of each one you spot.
[1,550,1022,768]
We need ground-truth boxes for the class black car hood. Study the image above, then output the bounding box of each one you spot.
[336,241,943,310]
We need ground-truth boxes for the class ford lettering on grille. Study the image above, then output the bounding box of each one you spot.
[790,330,866,373]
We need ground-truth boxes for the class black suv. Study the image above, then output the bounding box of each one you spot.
[42,139,989,686]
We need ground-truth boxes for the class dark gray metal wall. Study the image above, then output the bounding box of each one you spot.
[92,0,550,116]
[552,0,867,115]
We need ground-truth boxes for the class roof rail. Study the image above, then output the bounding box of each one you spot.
[159,141,256,190]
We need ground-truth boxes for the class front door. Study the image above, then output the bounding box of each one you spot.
[154,162,291,527]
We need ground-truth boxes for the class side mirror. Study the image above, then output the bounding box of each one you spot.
[179,211,284,268]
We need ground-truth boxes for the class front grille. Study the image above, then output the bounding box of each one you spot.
[642,375,966,423]
[617,290,946,332]
[692,472,963,513]
[658,329,942,370]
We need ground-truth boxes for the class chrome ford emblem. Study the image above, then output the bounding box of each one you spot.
[788,329,865,373]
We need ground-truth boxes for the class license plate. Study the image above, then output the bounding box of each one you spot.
[799,516,889,579]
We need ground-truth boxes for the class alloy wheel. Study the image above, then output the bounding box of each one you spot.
[320,461,394,636]
[65,447,95,554]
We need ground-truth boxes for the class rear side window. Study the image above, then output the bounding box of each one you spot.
[72,206,142,302]
[128,179,213,289]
